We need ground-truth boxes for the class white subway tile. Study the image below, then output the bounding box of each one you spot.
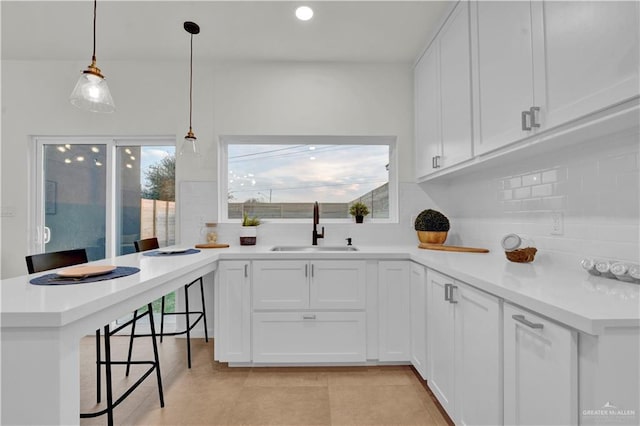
[522,173,541,187]
[506,177,522,189]
[542,169,558,183]
[514,187,531,199]
[531,184,553,197]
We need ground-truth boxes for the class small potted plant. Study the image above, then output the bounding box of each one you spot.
[240,212,260,245]
[414,209,450,244]
[349,202,370,224]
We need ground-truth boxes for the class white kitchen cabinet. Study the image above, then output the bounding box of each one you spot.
[455,280,502,426]
[310,260,366,310]
[414,1,472,179]
[378,261,411,362]
[504,303,578,425]
[253,260,309,310]
[541,1,640,129]
[427,270,456,417]
[252,311,366,363]
[438,0,473,169]
[252,260,366,310]
[410,263,428,380]
[471,0,543,155]
[414,45,440,179]
[251,259,367,364]
[428,269,502,425]
[215,260,251,363]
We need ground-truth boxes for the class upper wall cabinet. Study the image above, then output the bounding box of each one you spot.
[415,1,473,180]
[541,1,639,129]
[470,0,640,156]
[415,0,640,178]
[471,1,544,155]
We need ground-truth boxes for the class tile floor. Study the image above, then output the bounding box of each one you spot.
[80,336,451,425]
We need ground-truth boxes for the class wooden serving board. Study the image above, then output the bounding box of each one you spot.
[419,243,489,253]
[194,243,230,249]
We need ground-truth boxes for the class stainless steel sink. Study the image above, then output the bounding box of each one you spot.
[270,245,359,252]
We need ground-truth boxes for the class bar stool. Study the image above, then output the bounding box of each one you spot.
[25,249,164,426]
[129,237,209,369]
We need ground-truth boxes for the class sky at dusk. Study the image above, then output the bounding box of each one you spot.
[228,144,389,203]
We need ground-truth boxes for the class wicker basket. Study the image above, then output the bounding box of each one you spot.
[505,247,537,263]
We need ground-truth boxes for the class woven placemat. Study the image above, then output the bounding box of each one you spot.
[143,248,201,257]
[30,266,140,286]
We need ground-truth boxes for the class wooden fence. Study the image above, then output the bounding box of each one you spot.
[140,199,175,246]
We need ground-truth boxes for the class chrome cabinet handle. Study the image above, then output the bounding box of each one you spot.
[444,283,451,301]
[530,106,540,128]
[449,285,458,304]
[244,264,248,278]
[512,314,544,329]
[311,264,315,277]
[521,110,532,131]
[303,314,316,320]
[305,264,308,277]
[432,155,441,169]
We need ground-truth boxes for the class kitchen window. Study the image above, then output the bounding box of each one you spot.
[220,135,398,222]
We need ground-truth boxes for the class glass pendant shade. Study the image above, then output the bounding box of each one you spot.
[180,134,199,157]
[70,67,115,113]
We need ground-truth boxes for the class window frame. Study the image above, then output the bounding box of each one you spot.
[218,135,398,224]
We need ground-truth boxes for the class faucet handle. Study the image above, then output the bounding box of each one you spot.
[346,237,352,246]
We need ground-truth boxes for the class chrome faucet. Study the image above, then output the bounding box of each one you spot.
[312,201,324,245]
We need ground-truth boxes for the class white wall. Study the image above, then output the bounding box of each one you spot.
[424,128,640,264]
[1,59,425,278]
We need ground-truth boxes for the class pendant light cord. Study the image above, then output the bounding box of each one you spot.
[189,33,194,132]
[92,0,97,62]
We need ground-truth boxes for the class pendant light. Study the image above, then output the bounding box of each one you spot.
[180,21,200,157]
[69,0,115,113]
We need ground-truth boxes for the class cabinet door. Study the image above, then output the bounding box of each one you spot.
[410,263,427,380]
[472,1,537,155]
[415,45,441,179]
[253,260,309,310]
[217,261,251,362]
[455,283,502,426]
[504,303,578,425]
[310,260,366,310]
[252,311,366,363]
[427,269,456,418]
[542,1,640,129]
[439,1,473,168]
[378,261,411,362]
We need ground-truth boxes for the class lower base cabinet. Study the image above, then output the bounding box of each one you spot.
[252,311,366,363]
[504,303,578,425]
[428,269,502,425]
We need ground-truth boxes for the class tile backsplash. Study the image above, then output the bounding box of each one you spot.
[424,128,639,263]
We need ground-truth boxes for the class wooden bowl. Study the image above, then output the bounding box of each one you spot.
[417,231,448,245]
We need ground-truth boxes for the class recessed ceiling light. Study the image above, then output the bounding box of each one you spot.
[76,156,85,162]
[91,146,99,153]
[64,158,72,164]
[296,6,313,21]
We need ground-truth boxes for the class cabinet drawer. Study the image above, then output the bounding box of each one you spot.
[252,311,367,363]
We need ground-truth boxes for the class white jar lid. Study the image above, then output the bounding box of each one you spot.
[501,233,521,251]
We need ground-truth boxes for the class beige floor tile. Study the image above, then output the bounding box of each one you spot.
[224,386,331,425]
[329,385,438,425]
[80,336,450,426]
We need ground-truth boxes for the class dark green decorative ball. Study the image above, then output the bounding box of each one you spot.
[414,209,450,232]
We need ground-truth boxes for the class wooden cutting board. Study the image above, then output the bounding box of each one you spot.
[195,243,230,249]
[419,243,489,253]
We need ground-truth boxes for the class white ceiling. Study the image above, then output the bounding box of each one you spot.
[1,1,451,63]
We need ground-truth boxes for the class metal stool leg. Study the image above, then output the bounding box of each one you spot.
[96,329,101,403]
[103,324,114,426]
[160,296,166,343]
[125,309,138,377]
[199,277,209,342]
[184,285,192,368]
[147,303,165,407]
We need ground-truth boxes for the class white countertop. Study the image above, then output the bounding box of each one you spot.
[2,244,638,335]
